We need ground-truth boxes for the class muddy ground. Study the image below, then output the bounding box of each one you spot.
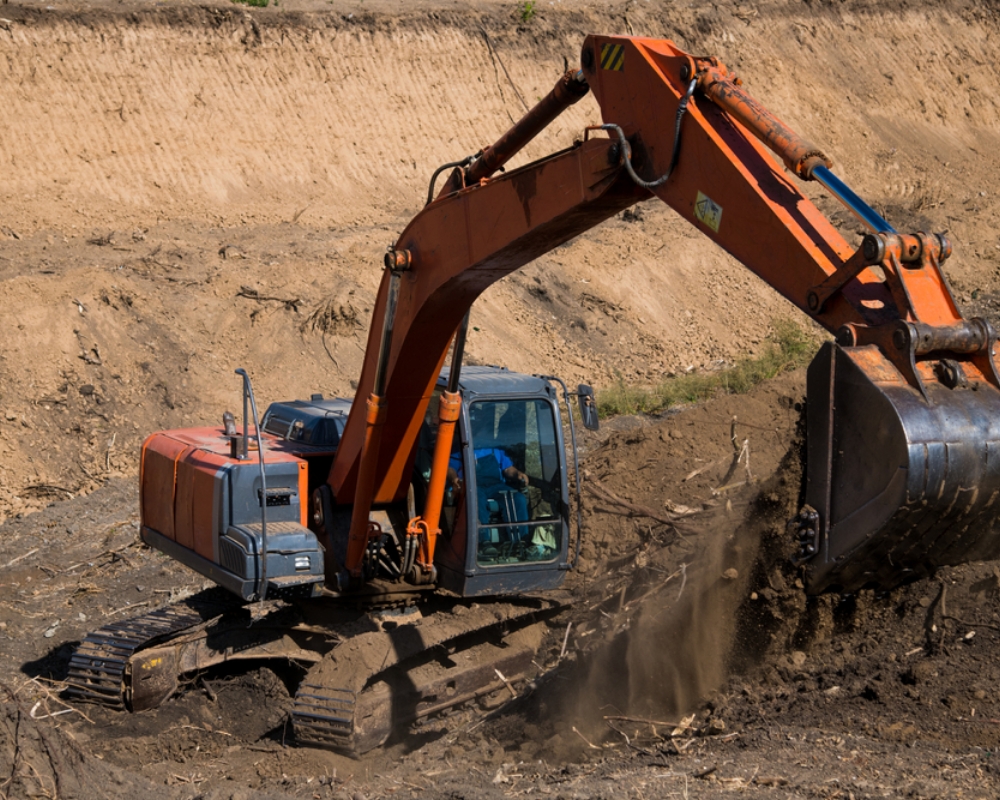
[3,0,1000,797]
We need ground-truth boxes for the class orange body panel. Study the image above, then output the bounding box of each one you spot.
[175,446,230,559]
[141,434,189,542]
[142,427,308,555]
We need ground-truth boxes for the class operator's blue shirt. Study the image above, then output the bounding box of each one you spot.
[450,448,513,482]
[451,447,528,538]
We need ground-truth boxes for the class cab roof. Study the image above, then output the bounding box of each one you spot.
[438,365,554,398]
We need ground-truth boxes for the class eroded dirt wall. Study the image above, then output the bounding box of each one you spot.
[2,3,998,229]
[1,5,595,229]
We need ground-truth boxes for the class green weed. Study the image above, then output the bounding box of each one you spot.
[232,0,269,7]
[597,320,817,418]
[519,1,536,23]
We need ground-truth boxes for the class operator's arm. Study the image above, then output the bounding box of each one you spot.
[446,454,524,489]
[493,449,528,488]
[447,453,463,492]
[503,464,528,488]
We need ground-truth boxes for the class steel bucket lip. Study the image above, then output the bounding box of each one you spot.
[803,342,1000,595]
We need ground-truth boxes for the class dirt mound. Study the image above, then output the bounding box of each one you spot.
[0,678,323,799]
[463,368,805,759]
[453,371,1000,797]
[0,682,186,800]
[4,368,1000,797]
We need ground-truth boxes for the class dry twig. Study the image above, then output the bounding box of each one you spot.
[559,622,573,661]
[714,417,753,495]
[201,677,218,702]
[585,474,681,527]
[22,484,73,499]
[237,285,302,312]
[87,231,116,246]
[478,25,528,113]
[494,668,517,698]
[3,548,39,568]
[572,726,602,750]
[943,614,1000,633]
[683,456,729,482]
[604,714,681,728]
[103,600,151,618]
[23,677,93,724]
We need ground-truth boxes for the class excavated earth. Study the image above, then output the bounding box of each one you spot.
[3,0,1000,797]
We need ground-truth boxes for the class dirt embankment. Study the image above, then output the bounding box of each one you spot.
[2,0,1000,522]
[2,1,1000,798]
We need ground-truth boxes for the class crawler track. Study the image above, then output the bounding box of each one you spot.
[67,590,564,755]
[293,598,562,754]
[66,598,231,709]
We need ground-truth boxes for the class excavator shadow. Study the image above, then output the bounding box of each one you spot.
[21,640,79,685]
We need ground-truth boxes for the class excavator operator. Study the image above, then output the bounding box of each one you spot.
[447,406,529,543]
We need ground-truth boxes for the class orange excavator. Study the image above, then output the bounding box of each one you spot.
[67,36,1000,752]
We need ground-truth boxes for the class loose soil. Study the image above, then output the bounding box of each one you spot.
[3,1,1000,798]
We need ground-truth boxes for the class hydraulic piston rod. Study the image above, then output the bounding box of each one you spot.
[437,70,590,198]
[811,165,896,235]
[693,58,895,235]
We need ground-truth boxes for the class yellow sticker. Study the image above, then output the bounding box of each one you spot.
[694,191,723,232]
[600,43,625,72]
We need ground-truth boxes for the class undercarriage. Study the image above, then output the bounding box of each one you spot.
[66,589,565,756]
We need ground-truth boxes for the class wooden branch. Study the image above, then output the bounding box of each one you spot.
[603,714,681,728]
[237,286,302,312]
[584,474,680,527]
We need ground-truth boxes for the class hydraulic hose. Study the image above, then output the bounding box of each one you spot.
[601,78,697,190]
[425,152,480,206]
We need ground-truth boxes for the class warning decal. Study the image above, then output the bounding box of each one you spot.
[694,191,723,233]
[600,43,625,72]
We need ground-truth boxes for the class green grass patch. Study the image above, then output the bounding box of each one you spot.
[232,0,269,7]
[597,320,818,418]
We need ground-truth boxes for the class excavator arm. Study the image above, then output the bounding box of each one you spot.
[329,35,1000,594]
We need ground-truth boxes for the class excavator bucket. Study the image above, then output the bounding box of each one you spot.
[799,341,1000,594]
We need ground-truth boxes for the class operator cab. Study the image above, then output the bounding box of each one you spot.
[413,366,573,597]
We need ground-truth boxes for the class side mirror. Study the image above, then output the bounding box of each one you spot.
[577,384,599,431]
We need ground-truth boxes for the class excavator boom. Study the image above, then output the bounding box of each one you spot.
[330,35,1000,594]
